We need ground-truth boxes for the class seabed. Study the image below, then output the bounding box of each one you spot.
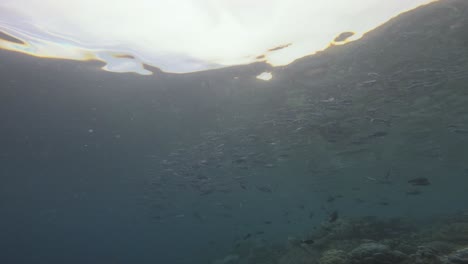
[213,212,468,264]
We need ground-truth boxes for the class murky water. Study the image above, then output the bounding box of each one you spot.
[1,1,468,264]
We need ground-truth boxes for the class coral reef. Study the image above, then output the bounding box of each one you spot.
[212,213,468,264]
[319,249,347,264]
[432,223,468,243]
[347,242,406,264]
[446,248,468,264]
[406,246,444,264]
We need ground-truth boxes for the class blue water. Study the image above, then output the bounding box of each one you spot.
[1,1,468,263]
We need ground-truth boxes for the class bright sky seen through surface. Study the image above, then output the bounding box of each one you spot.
[0,0,435,75]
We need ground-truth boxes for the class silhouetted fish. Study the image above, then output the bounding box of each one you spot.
[368,131,388,138]
[327,194,343,203]
[256,185,273,193]
[239,182,247,190]
[328,211,338,223]
[408,177,431,186]
[301,239,315,245]
[406,189,422,195]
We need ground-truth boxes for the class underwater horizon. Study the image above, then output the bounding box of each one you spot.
[1,0,468,263]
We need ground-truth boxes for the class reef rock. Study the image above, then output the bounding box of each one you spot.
[406,246,444,264]
[433,223,468,243]
[422,241,457,255]
[319,249,347,264]
[348,242,407,264]
[447,248,468,264]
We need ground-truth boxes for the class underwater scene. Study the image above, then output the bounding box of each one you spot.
[1,0,468,263]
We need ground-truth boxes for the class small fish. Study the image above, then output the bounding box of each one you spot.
[264,221,272,225]
[355,198,365,203]
[294,127,304,132]
[192,212,203,219]
[327,194,343,203]
[243,233,252,240]
[328,211,338,223]
[366,177,378,182]
[378,169,393,184]
[256,185,273,193]
[301,239,315,245]
[234,157,248,164]
[368,131,388,138]
[200,189,214,195]
[408,177,431,186]
[406,189,421,195]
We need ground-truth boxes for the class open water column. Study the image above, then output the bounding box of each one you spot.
[1,0,468,263]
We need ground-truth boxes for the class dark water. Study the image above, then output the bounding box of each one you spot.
[1,1,468,263]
